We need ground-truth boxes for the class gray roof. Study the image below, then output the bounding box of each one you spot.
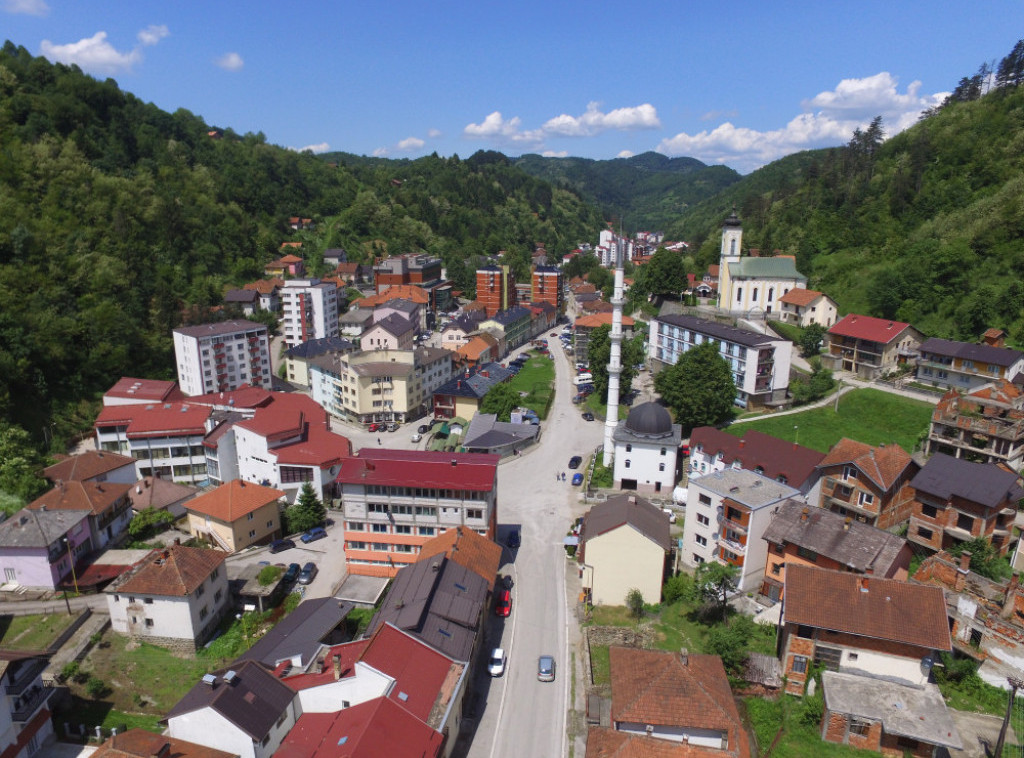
[624,402,673,436]
[919,337,1023,368]
[284,336,355,360]
[339,310,373,326]
[173,320,267,338]
[761,500,908,573]
[492,306,531,325]
[691,469,801,510]
[435,363,513,399]
[224,289,258,304]
[822,671,962,749]
[727,256,806,281]
[164,660,294,740]
[371,313,416,338]
[655,314,780,349]
[351,361,415,379]
[443,314,486,334]
[910,453,1023,509]
[462,413,540,450]
[237,596,353,670]
[414,346,453,366]
[379,298,418,315]
[0,508,90,549]
[581,494,672,550]
[367,556,486,662]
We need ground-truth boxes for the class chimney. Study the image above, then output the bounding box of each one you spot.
[333,654,342,681]
[149,743,172,758]
[800,507,809,523]
[174,537,181,546]
[739,439,745,450]
[954,551,972,592]
[959,551,972,572]
[679,647,688,665]
[843,517,851,531]
[859,577,869,593]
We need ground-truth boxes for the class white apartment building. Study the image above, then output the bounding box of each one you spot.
[682,468,802,591]
[173,320,272,397]
[280,279,340,348]
[649,313,792,408]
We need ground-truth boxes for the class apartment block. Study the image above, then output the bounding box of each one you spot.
[280,279,339,348]
[173,320,272,397]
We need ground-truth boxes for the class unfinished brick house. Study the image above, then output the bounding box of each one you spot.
[926,380,1024,472]
[815,439,919,529]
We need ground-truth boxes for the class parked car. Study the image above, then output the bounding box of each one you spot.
[506,529,521,549]
[418,424,429,434]
[682,444,691,457]
[301,526,327,543]
[269,538,295,554]
[537,655,556,682]
[368,422,379,432]
[582,411,595,421]
[488,648,507,676]
[298,561,318,585]
[495,589,512,617]
[411,432,422,443]
[386,422,399,432]
[572,472,584,486]
[568,455,582,469]
[283,562,301,583]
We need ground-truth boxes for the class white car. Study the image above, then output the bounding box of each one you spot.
[488,648,507,677]
[411,432,422,443]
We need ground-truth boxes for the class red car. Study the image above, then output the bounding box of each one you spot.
[495,589,512,617]
[368,423,379,432]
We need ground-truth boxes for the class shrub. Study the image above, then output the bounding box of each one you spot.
[257,565,282,586]
[662,572,692,604]
[85,675,108,699]
[626,588,645,619]
[60,661,80,683]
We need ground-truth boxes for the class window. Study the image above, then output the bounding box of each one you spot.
[849,718,871,736]
[797,625,814,639]
[699,493,712,506]
[695,535,707,546]
[145,618,154,628]
[660,447,666,456]
[347,521,365,531]
[814,645,842,671]
[195,584,205,598]
[659,463,665,472]
[771,562,782,575]
[372,524,388,533]
[466,509,483,520]
[214,589,222,603]
[843,466,858,481]
[791,655,808,674]
[247,512,254,521]
[249,529,256,538]
[199,606,208,620]
[394,525,411,534]
[696,514,710,526]
[957,513,974,532]
[624,460,630,469]
[418,527,435,536]
[857,491,874,507]
[144,597,154,604]
[917,527,933,541]
[796,546,818,563]
[921,504,937,518]
[692,554,705,564]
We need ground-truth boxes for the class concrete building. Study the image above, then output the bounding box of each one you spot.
[777,288,838,328]
[531,265,563,313]
[184,480,286,553]
[816,439,919,530]
[280,279,339,348]
[916,334,1024,392]
[824,314,923,380]
[926,380,1024,471]
[373,254,443,293]
[173,320,272,396]
[476,265,515,317]
[611,403,682,496]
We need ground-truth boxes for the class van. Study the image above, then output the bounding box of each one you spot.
[574,373,592,385]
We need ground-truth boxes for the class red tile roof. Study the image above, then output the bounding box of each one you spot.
[94,402,210,439]
[187,384,275,409]
[44,451,135,483]
[575,312,635,329]
[784,564,951,651]
[104,377,181,403]
[828,313,913,344]
[778,288,824,306]
[359,285,430,307]
[110,545,226,597]
[28,480,131,516]
[244,278,284,294]
[417,527,502,590]
[585,728,734,758]
[818,438,914,491]
[335,450,498,491]
[689,427,824,488]
[185,480,285,522]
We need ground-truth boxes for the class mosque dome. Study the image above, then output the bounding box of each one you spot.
[624,402,673,437]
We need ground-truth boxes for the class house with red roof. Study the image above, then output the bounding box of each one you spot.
[824,314,923,379]
[243,278,283,312]
[44,450,137,486]
[184,480,286,553]
[28,479,134,552]
[688,427,824,498]
[816,439,919,530]
[336,450,499,577]
[102,377,182,407]
[416,526,502,592]
[92,729,236,758]
[777,288,838,328]
[265,253,305,278]
[573,312,635,364]
[105,544,229,651]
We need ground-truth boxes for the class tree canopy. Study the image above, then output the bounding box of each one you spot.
[480,383,521,421]
[653,341,736,432]
[586,326,645,400]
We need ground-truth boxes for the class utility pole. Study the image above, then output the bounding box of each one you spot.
[994,675,1023,757]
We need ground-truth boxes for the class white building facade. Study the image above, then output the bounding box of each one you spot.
[173,320,272,396]
[716,213,807,316]
[281,279,340,348]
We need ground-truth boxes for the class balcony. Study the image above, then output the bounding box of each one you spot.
[11,683,53,723]
[5,659,48,696]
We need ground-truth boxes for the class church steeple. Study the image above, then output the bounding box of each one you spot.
[720,209,743,263]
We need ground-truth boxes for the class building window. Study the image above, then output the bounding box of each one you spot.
[849,718,871,736]
[699,493,712,506]
[145,619,154,628]
[797,625,813,639]
[144,597,154,604]
[659,463,665,472]
[372,524,388,533]
[843,466,858,481]
[624,460,631,468]
[195,584,205,598]
[199,606,208,620]
[796,546,818,563]
[625,444,631,453]
[917,527,933,541]
[693,554,705,564]
[857,491,874,507]
[247,512,254,521]
[466,509,483,520]
[695,535,707,546]
[791,655,808,674]
[696,514,710,526]
[771,562,782,575]
[248,529,256,538]
[957,513,974,532]
[660,447,666,456]
[214,589,222,602]
[347,522,365,531]
[921,504,937,518]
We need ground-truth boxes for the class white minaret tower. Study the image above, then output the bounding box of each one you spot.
[602,238,625,465]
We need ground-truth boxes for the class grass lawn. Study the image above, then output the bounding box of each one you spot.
[0,612,78,650]
[744,696,880,757]
[509,353,555,418]
[727,388,933,453]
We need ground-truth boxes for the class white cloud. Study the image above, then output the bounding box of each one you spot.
[41,32,143,74]
[658,73,948,173]
[137,24,168,46]
[427,128,442,138]
[373,147,390,157]
[617,150,635,158]
[3,0,48,15]
[397,136,425,151]
[292,142,329,154]
[464,111,543,145]
[541,150,569,158]
[215,52,244,71]
[543,102,660,137]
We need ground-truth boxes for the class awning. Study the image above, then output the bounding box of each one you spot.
[563,536,579,546]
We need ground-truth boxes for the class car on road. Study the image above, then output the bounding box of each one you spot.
[581,411,595,421]
[386,422,399,432]
[283,562,301,583]
[537,655,556,682]
[572,472,584,486]
[550,332,558,336]
[411,432,422,443]
[368,422,379,432]
[269,538,295,554]
[682,444,691,457]
[300,526,327,544]
[488,648,507,677]
[298,561,318,585]
[568,455,582,469]
[506,529,521,549]
[418,424,429,434]
[495,589,512,617]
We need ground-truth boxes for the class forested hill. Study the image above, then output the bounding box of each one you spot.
[513,151,740,232]
[669,39,1024,344]
[0,42,602,450]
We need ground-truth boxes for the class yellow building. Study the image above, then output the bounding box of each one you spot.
[184,480,285,553]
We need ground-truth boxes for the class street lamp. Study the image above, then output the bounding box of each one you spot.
[63,537,79,594]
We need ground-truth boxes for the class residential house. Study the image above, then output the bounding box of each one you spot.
[279,279,339,348]
[440,314,487,351]
[585,646,750,756]
[184,480,286,553]
[823,314,923,379]
[716,212,807,316]
[91,730,236,758]
[649,313,792,408]
[480,306,532,351]
[777,288,838,328]
[237,596,352,672]
[416,526,502,592]
[242,279,282,313]
[43,450,137,486]
[907,453,1021,556]
[454,333,499,367]
[682,469,802,591]
[338,308,373,338]
[0,509,90,590]
[264,253,305,278]
[926,380,1024,471]
[354,284,431,315]
[373,297,424,332]
[432,364,514,422]
[525,300,558,336]
[578,494,671,606]
[106,544,229,651]
[0,653,57,758]
[779,564,952,696]
[916,333,1024,391]
[127,476,200,520]
[573,312,635,365]
[336,450,499,577]
[816,439,919,529]
[758,500,912,605]
[360,313,416,351]
[688,427,824,499]
[173,320,273,396]
[612,402,682,496]
[332,261,366,285]
[27,480,133,552]
[223,289,259,316]
[461,413,540,457]
[322,248,347,268]
[282,336,356,387]
[164,661,298,758]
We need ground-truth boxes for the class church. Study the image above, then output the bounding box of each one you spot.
[717,212,807,316]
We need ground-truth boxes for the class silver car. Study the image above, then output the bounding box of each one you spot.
[537,655,555,682]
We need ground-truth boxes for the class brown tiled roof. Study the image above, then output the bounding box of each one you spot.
[28,480,131,516]
[690,427,824,489]
[585,728,732,758]
[784,564,951,651]
[778,288,824,306]
[243,278,283,294]
[360,284,430,306]
[110,545,226,597]
[582,495,671,550]
[127,477,200,511]
[184,480,284,523]
[609,648,747,754]
[44,450,135,483]
[818,438,914,491]
[417,527,502,591]
[575,313,635,329]
[93,729,236,758]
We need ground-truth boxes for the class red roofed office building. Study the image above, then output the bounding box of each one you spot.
[102,376,182,406]
[336,450,500,577]
[824,314,923,380]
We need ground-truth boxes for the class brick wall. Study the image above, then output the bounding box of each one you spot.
[877,482,916,530]
[822,709,883,752]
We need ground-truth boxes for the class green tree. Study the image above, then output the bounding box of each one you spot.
[948,536,1012,582]
[127,507,175,541]
[625,588,645,620]
[789,358,835,405]
[691,561,739,623]
[0,422,49,508]
[480,382,521,421]
[654,341,736,433]
[644,247,688,297]
[798,324,826,358]
[662,572,693,604]
[285,482,326,534]
[704,614,759,678]
[587,327,644,400]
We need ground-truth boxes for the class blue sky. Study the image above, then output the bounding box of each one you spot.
[4,0,1021,173]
